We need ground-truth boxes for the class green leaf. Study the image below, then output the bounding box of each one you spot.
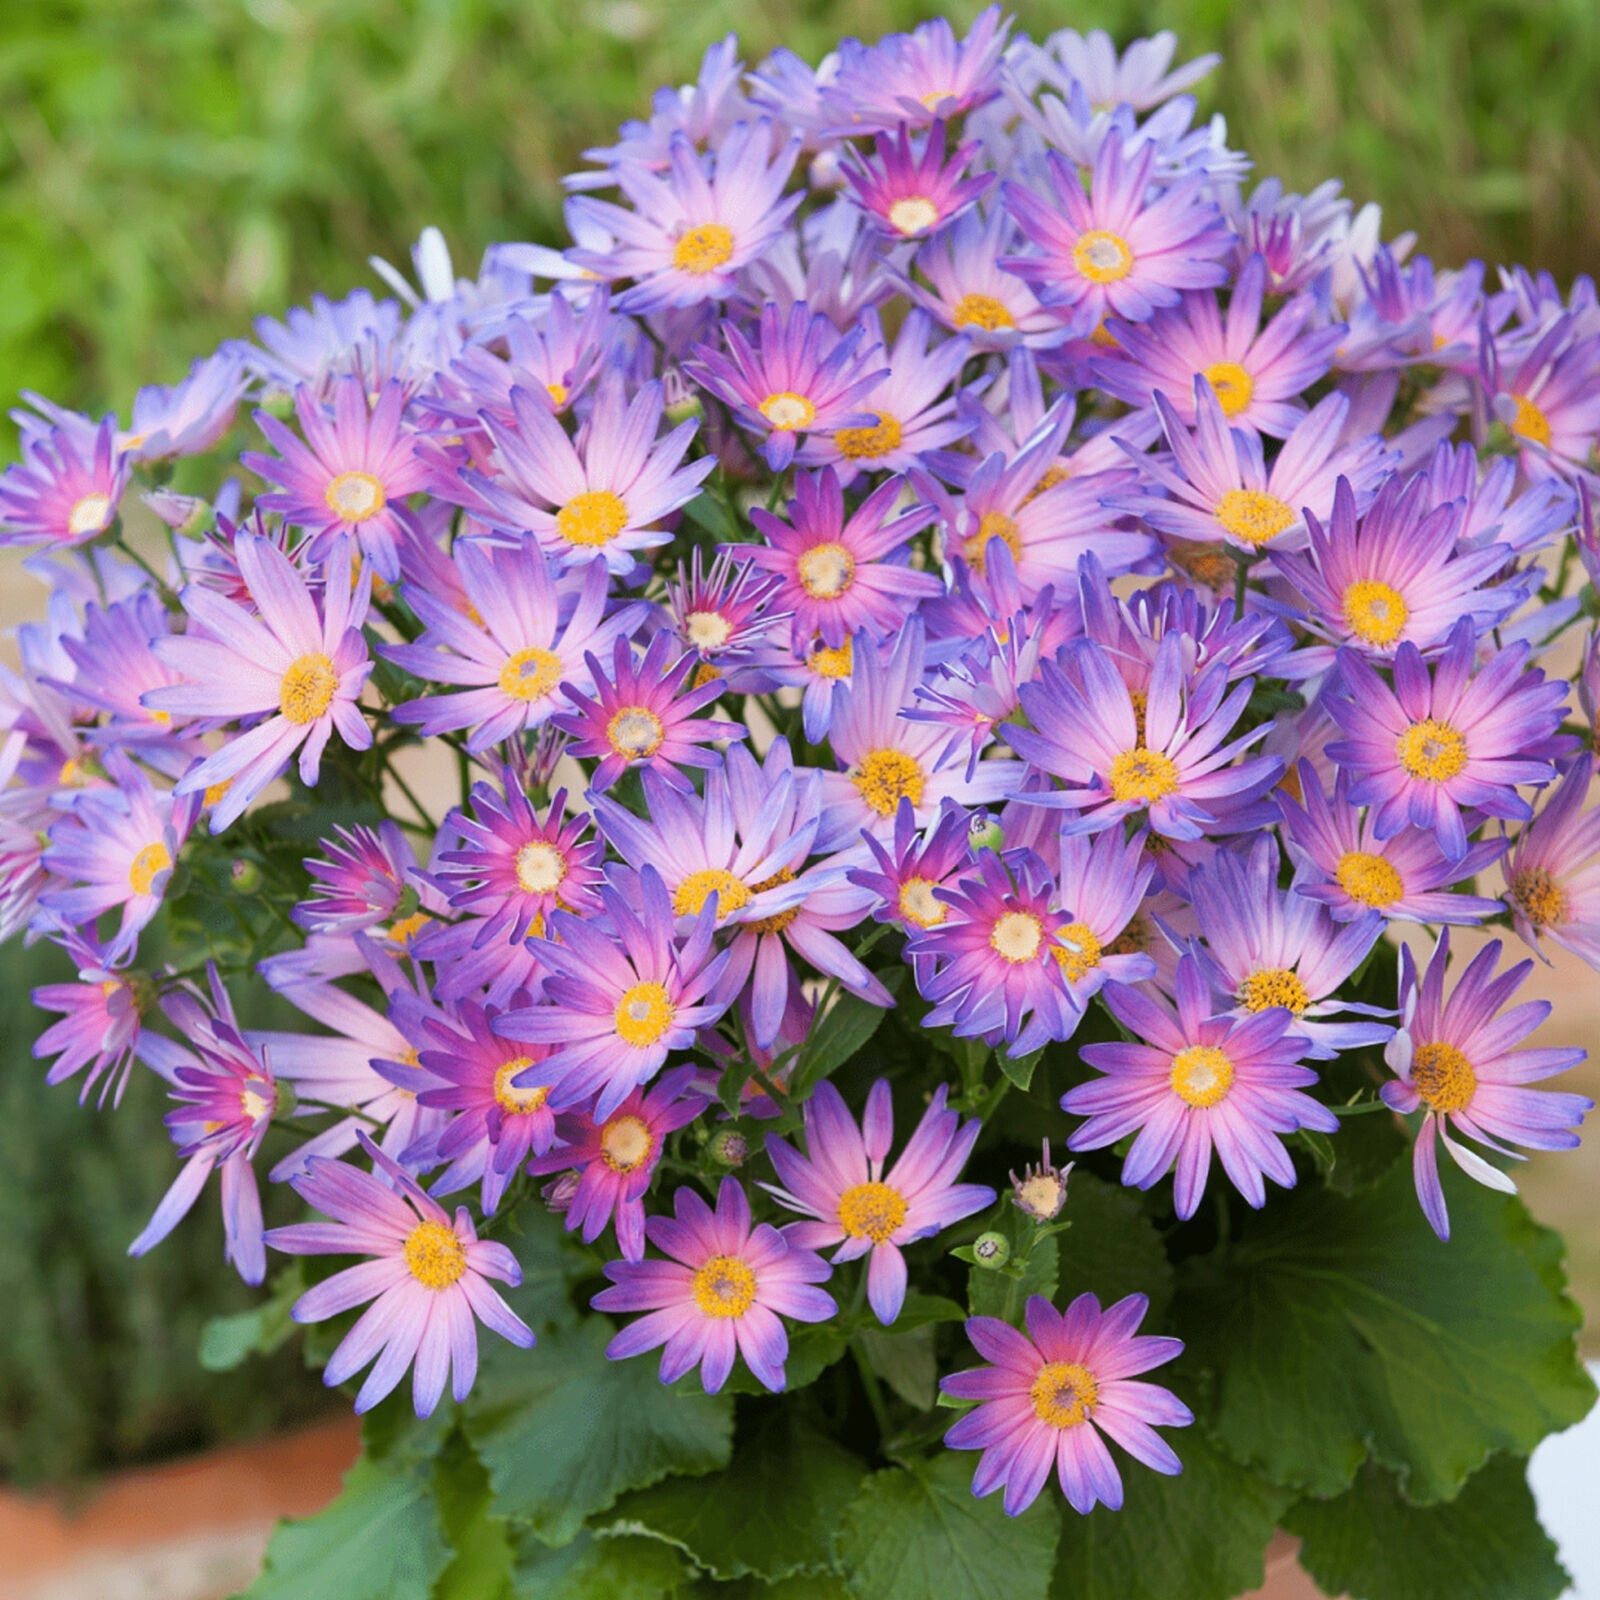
[682,1577,852,1600]
[719,1317,851,1396]
[242,1454,451,1600]
[432,1432,515,1600]
[836,1452,1060,1600]
[1175,1161,1596,1502]
[606,1412,866,1581]
[859,1323,938,1409]
[999,1047,1044,1091]
[1055,1171,1174,1322]
[1050,1426,1294,1600]
[512,1529,689,1599]
[679,491,738,543]
[796,983,895,1093]
[198,1262,302,1371]
[890,1293,970,1331]
[462,1317,734,1546]
[1284,1455,1569,1600]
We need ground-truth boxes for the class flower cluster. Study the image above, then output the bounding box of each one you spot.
[6,8,1595,1532]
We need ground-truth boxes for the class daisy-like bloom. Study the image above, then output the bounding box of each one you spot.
[744,468,941,649]
[553,632,746,795]
[122,350,246,462]
[1278,762,1504,926]
[568,120,802,313]
[1046,27,1219,112]
[1502,759,1600,971]
[245,377,427,584]
[843,120,994,241]
[764,1079,994,1325]
[1094,256,1345,438]
[292,821,418,936]
[150,534,374,833]
[525,1066,708,1261]
[385,542,644,753]
[266,1132,535,1417]
[31,934,145,1106]
[1067,953,1340,1218]
[0,419,127,549]
[1484,314,1600,482]
[245,288,402,395]
[664,549,785,688]
[688,301,888,472]
[1381,932,1591,1240]
[850,799,976,981]
[1324,620,1575,863]
[592,1176,836,1393]
[1002,131,1232,332]
[446,378,713,575]
[40,753,199,960]
[1116,384,1392,555]
[941,1292,1191,1517]
[1005,634,1281,841]
[494,867,733,1119]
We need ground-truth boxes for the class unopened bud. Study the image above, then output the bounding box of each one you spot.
[662,368,704,426]
[968,811,1005,852]
[231,858,263,892]
[1010,1140,1072,1222]
[707,1128,749,1168]
[273,1079,299,1119]
[542,1171,580,1213]
[972,1231,1010,1269]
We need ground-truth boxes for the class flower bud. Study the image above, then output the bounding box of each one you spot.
[230,857,263,893]
[707,1127,749,1168]
[968,811,1005,853]
[1010,1140,1072,1223]
[972,1230,1010,1269]
[542,1171,580,1213]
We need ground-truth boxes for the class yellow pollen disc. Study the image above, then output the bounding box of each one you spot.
[692,661,721,689]
[1342,578,1410,648]
[1170,1044,1235,1108]
[1410,1040,1477,1114]
[515,839,566,894]
[1239,967,1310,1015]
[1023,464,1071,506]
[810,638,853,680]
[1088,319,1120,349]
[1511,395,1552,447]
[746,866,799,936]
[59,758,84,787]
[835,412,904,459]
[888,195,941,236]
[203,779,232,808]
[128,840,172,896]
[606,707,666,761]
[545,381,569,408]
[990,910,1044,964]
[918,87,956,110]
[1030,1361,1099,1428]
[493,1056,548,1114]
[556,488,629,547]
[240,1083,272,1122]
[1072,229,1134,284]
[691,1255,757,1318]
[1129,689,1149,744]
[838,1180,909,1243]
[324,470,386,522]
[672,222,736,275]
[1203,361,1255,418]
[67,492,114,538]
[952,293,1016,332]
[759,392,817,431]
[673,867,751,919]
[404,1219,468,1291]
[853,748,925,818]
[1335,850,1404,908]
[898,876,946,929]
[1053,922,1103,984]
[1214,488,1295,547]
[1107,919,1151,957]
[388,910,433,947]
[614,980,675,1047]
[148,708,172,726]
[499,645,563,703]
[1396,718,1468,783]
[963,509,1022,574]
[685,610,732,650]
[601,1113,655,1173]
[279,652,338,725]
[400,1047,421,1067]
[796,541,857,598]
[1508,866,1568,929]
[1109,747,1180,804]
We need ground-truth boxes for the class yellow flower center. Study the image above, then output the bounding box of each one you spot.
[601,1113,655,1173]
[952,293,1016,332]
[673,867,751,920]
[203,779,232,809]
[324,470,386,522]
[672,222,736,275]
[1072,230,1134,284]
[1239,967,1310,1015]
[746,866,800,935]
[545,381,569,409]
[835,413,904,459]
[279,652,338,725]
[1203,361,1255,418]
[1396,719,1468,783]
[1170,1044,1235,1108]
[685,610,732,650]
[1410,1040,1477,1114]
[990,910,1043,964]
[128,840,172,896]
[1030,1361,1099,1428]
[515,840,566,894]
[239,1082,272,1123]
[1335,850,1404,908]
[898,876,946,928]
[1342,578,1410,648]
[556,488,629,547]
[1052,922,1103,984]
[404,1219,467,1291]
[606,707,666,761]
[387,910,433,948]
[963,510,1022,574]
[796,541,857,598]
[1109,748,1179,804]
[493,1056,548,1115]
[1507,866,1568,929]
[67,492,114,538]
[759,392,816,431]
[691,1255,757,1318]
[853,748,925,817]
[498,645,563,702]
[614,980,675,1047]
[1022,464,1071,506]
[1214,488,1296,547]
[837,1180,909,1243]
[887,195,941,236]
[809,639,854,680]
[1511,394,1552,447]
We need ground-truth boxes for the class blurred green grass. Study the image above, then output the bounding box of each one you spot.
[3,0,1600,453]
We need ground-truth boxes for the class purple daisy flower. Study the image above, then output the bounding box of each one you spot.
[0,418,127,549]
[843,120,994,241]
[1502,759,1600,972]
[663,548,785,686]
[122,350,246,461]
[849,798,977,977]
[266,1131,534,1416]
[941,1292,1191,1517]
[592,1176,836,1393]
[763,1080,994,1324]
[293,821,418,936]
[31,934,143,1106]
[1483,314,1600,482]
[1066,953,1339,1218]
[1048,27,1219,111]
[1381,931,1591,1240]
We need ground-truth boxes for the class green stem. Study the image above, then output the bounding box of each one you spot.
[852,1339,894,1446]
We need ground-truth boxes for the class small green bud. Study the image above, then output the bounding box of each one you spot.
[707,1128,749,1168]
[230,857,263,893]
[968,811,1005,852]
[972,1231,1010,1269]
